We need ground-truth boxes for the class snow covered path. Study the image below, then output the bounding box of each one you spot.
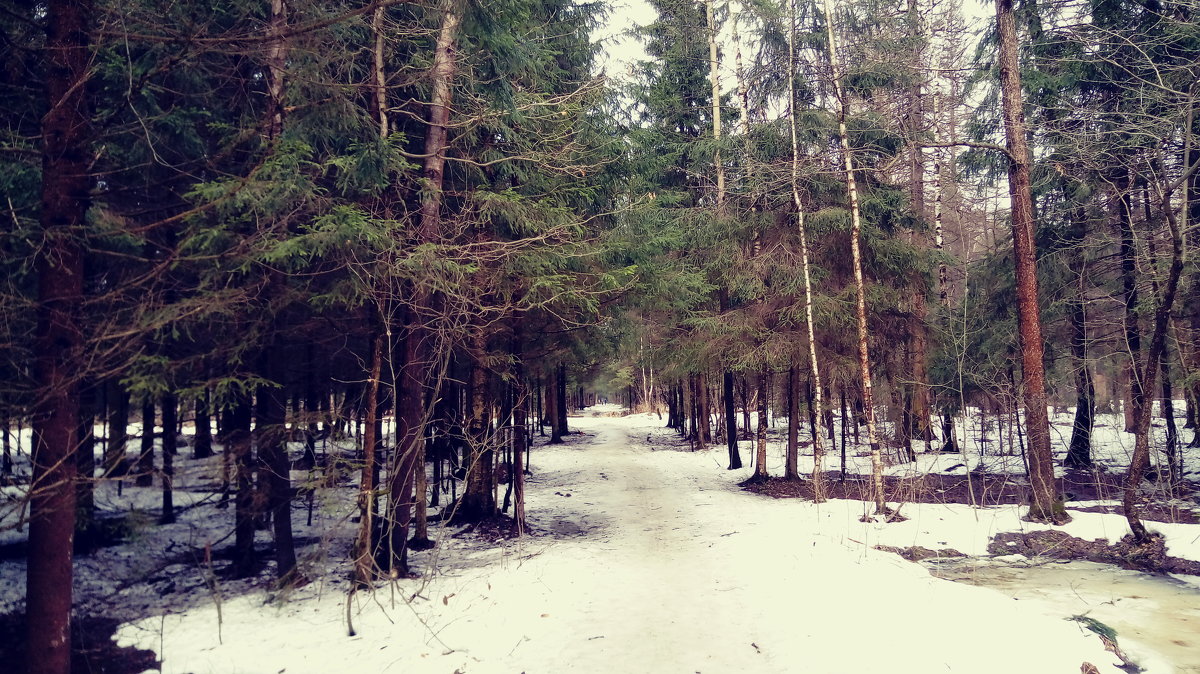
[119,412,1125,674]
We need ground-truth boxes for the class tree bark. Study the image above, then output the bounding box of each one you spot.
[229,393,256,578]
[27,1,89,654]
[754,371,769,480]
[160,394,176,524]
[257,353,296,581]
[786,367,799,479]
[995,0,1066,524]
[1123,180,1185,541]
[136,398,155,487]
[105,383,129,474]
[547,367,563,443]
[353,333,384,586]
[724,370,742,469]
[557,364,569,437]
[458,351,495,522]
[194,390,213,460]
[824,0,885,513]
[1117,171,1143,433]
[1065,269,1094,468]
[76,384,96,533]
[789,0,825,498]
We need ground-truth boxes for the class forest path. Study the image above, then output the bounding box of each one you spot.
[518,415,773,672]
[494,413,1121,674]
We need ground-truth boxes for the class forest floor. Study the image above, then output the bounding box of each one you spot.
[3,408,1200,673]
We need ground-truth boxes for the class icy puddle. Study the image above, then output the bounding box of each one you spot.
[927,558,1200,673]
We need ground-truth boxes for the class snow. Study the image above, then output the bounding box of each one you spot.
[99,411,1136,674]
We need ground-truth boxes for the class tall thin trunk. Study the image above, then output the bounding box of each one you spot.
[264,0,287,142]
[904,0,932,452]
[932,89,951,306]
[547,368,562,443]
[1117,171,1143,433]
[160,394,176,524]
[353,333,384,585]
[105,383,129,474]
[1065,261,1094,468]
[459,351,495,521]
[230,394,256,577]
[390,302,427,570]
[194,390,213,460]
[511,327,528,534]
[724,370,742,469]
[1,414,10,476]
[27,5,88,638]
[705,0,725,206]
[371,4,390,139]
[840,387,848,481]
[257,355,296,580]
[790,0,826,498]
[823,0,883,512]
[557,364,569,436]
[786,367,799,479]
[754,371,769,480]
[75,384,95,535]
[1123,186,1185,541]
[995,0,1065,523]
[740,375,752,439]
[137,398,155,486]
[1162,354,1179,488]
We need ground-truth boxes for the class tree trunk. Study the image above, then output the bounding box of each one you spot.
[257,355,296,581]
[137,398,155,487]
[353,333,383,586]
[840,387,849,481]
[724,370,742,469]
[824,0,885,513]
[76,384,96,534]
[995,0,1066,524]
[105,383,129,474]
[229,393,256,578]
[459,355,495,521]
[556,364,569,437]
[547,367,563,443]
[1117,171,1143,433]
[160,394,177,524]
[1162,355,1179,489]
[1124,203,1184,541]
[389,303,427,571]
[194,390,214,460]
[785,367,799,479]
[511,328,528,533]
[789,0,826,498]
[1065,271,1094,468]
[27,2,88,654]
[754,371,769,480]
[1,414,10,476]
[740,375,752,439]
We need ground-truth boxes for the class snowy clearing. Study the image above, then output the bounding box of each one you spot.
[97,411,1167,674]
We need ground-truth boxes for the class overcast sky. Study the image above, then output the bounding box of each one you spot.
[593,0,994,83]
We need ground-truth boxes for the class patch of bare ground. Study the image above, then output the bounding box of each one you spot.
[449,515,528,543]
[988,530,1200,577]
[874,545,967,562]
[742,472,1198,525]
[0,611,159,674]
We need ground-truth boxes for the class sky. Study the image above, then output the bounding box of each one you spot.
[592,0,995,83]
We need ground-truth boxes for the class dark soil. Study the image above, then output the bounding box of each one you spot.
[0,611,159,674]
[744,471,1198,525]
[988,529,1200,576]
[449,514,529,542]
[875,545,967,562]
